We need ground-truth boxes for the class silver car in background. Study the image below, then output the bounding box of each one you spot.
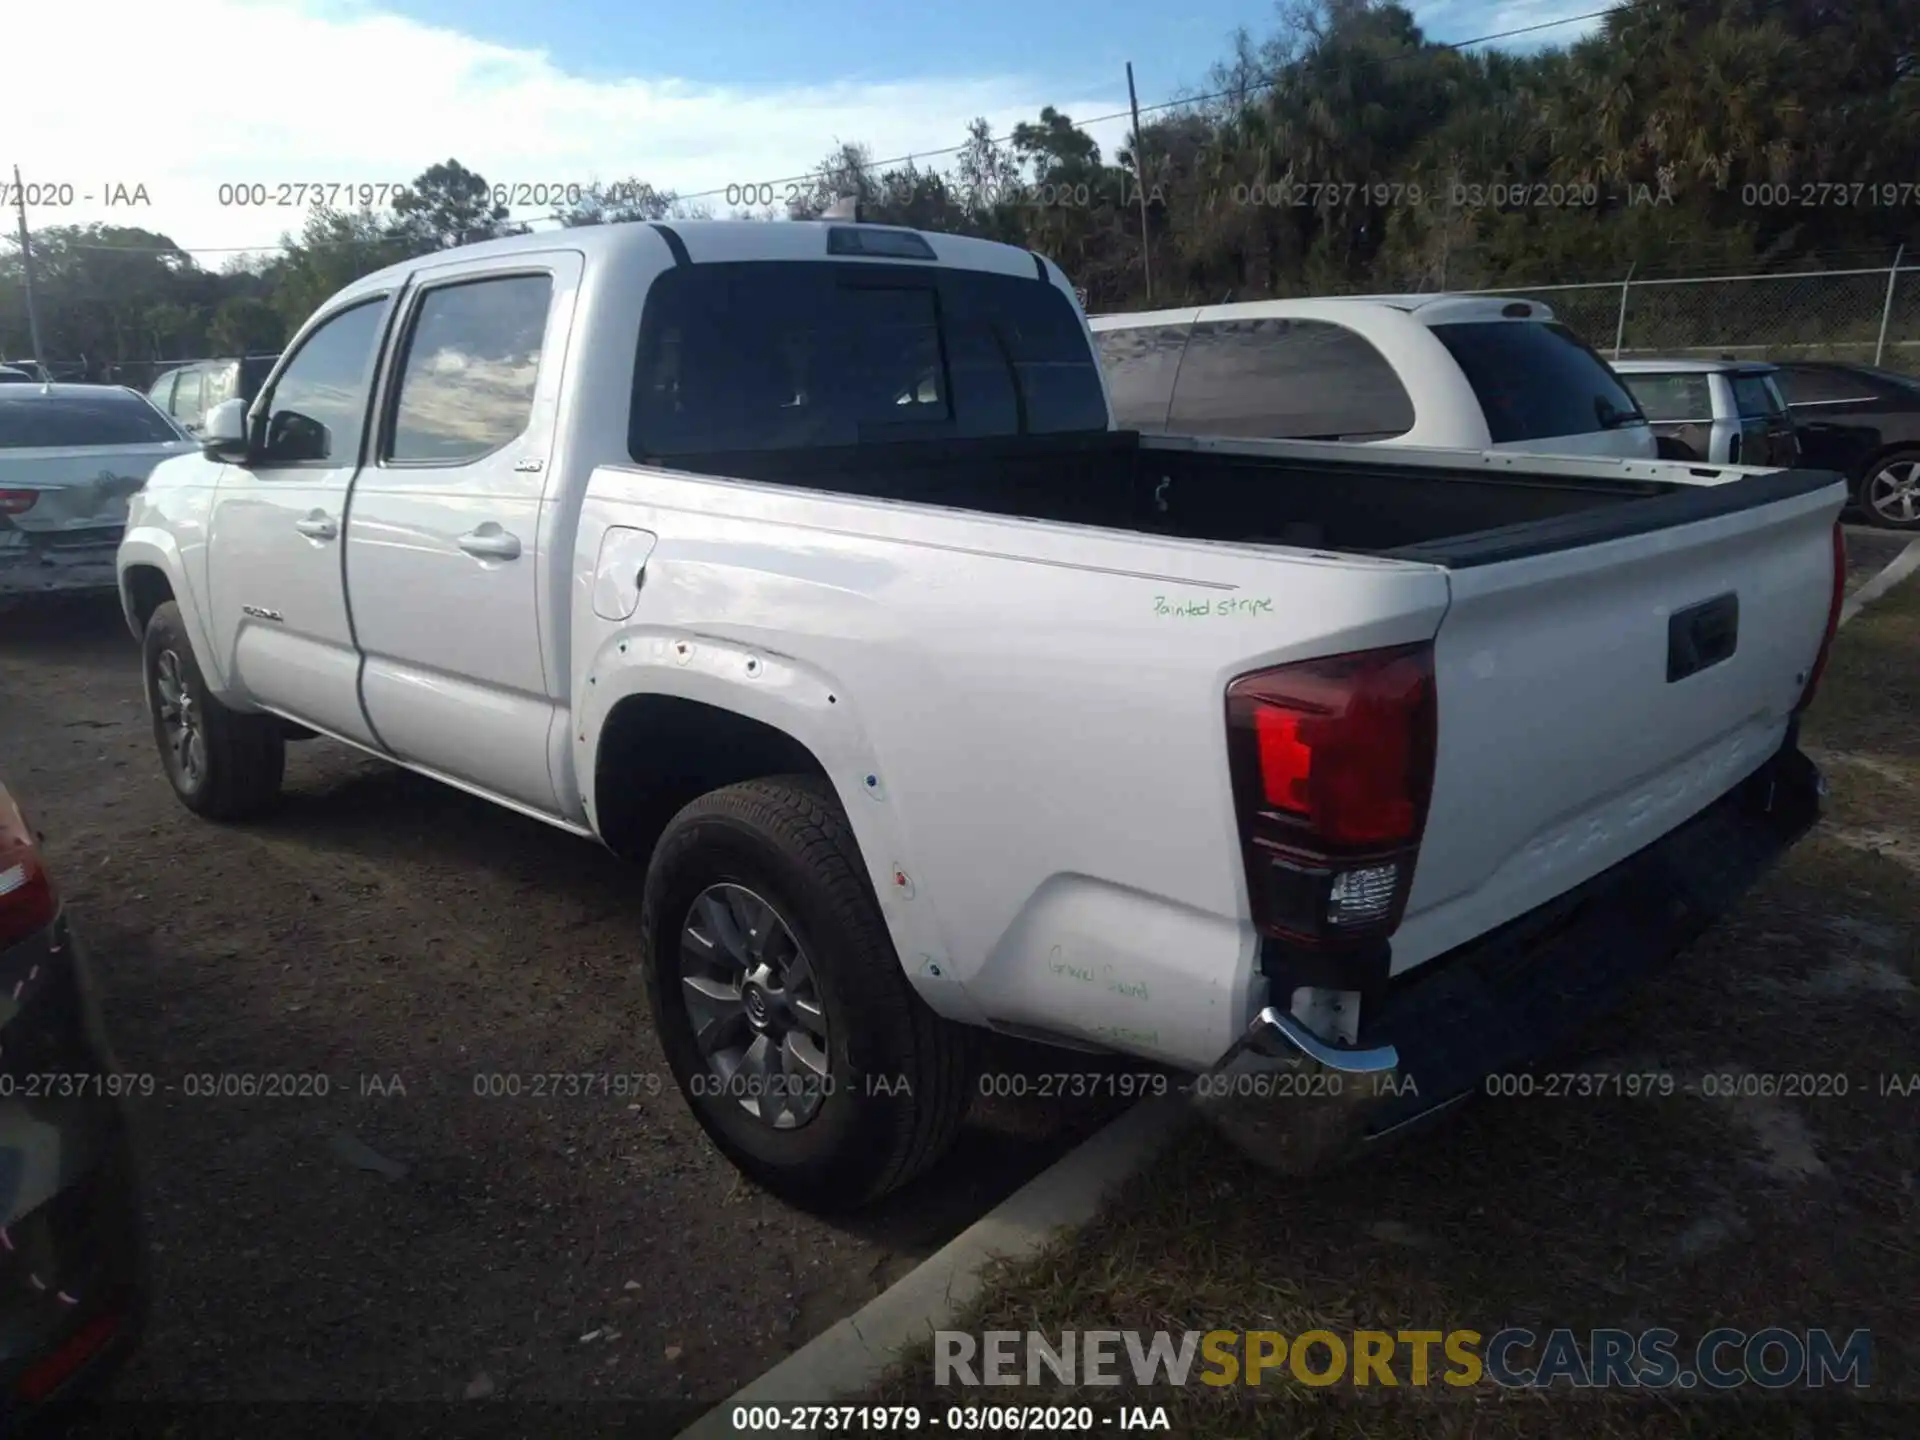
[0,386,196,598]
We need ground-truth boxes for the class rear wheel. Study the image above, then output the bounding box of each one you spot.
[142,602,285,820]
[640,775,976,1209]
[1858,451,1920,530]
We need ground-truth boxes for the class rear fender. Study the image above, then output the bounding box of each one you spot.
[574,629,986,1024]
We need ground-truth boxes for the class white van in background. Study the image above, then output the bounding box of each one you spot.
[1091,294,1658,460]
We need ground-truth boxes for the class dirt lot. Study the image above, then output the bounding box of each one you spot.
[0,591,1134,1421]
[860,537,1920,1435]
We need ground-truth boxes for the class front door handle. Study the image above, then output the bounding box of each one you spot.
[294,513,337,541]
[457,525,522,561]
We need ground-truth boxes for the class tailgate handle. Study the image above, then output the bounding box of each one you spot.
[1667,593,1739,683]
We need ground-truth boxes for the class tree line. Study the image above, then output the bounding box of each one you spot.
[2,0,1912,380]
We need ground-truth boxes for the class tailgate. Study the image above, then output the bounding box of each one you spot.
[1391,470,1844,972]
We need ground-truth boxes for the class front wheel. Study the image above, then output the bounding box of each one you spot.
[640,776,976,1210]
[142,601,286,820]
[1858,451,1920,530]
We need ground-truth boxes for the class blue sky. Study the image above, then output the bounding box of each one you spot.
[17,0,1607,255]
[374,0,1602,100]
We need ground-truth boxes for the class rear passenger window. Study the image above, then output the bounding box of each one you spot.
[1095,324,1189,432]
[387,274,552,464]
[1429,321,1643,443]
[1623,373,1711,422]
[1165,318,1414,441]
[170,369,205,424]
[203,362,238,412]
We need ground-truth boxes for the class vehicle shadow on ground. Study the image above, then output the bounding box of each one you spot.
[258,757,1144,1254]
[0,591,135,658]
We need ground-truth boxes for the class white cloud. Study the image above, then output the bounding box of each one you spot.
[10,0,1129,260]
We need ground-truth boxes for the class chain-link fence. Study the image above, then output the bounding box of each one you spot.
[10,264,1917,389]
[1464,262,1917,367]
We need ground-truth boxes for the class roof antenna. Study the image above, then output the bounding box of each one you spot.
[822,194,863,222]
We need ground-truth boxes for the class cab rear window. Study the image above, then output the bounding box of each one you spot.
[1429,321,1645,444]
[630,261,1108,458]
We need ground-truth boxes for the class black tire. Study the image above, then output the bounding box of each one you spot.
[1855,449,1920,531]
[141,601,286,820]
[640,775,977,1210]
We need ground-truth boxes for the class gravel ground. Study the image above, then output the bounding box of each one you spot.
[0,592,1132,1416]
[1842,523,1912,592]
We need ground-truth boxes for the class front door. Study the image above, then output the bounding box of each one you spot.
[347,256,579,813]
[207,294,397,746]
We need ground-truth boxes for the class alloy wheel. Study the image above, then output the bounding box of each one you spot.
[678,882,831,1129]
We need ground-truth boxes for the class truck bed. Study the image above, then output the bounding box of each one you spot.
[580,429,1844,1070]
[644,427,1835,565]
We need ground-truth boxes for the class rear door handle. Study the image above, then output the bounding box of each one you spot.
[457,525,522,561]
[294,514,337,541]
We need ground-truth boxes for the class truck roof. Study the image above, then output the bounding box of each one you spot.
[336,220,1066,306]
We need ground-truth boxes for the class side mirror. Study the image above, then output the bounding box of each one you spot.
[265,409,332,463]
[200,399,251,461]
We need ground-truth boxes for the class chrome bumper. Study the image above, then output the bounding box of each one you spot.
[1190,1006,1400,1176]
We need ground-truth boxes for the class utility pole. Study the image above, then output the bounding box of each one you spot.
[11,166,47,381]
[1126,62,1153,304]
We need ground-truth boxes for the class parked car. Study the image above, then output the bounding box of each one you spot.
[0,781,148,1416]
[1,386,196,597]
[1091,294,1657,458]
[0,365,36,384]
[147,355,280,437]
[1613,359,1801,469]
[1768,359,1920,530]
[120,221,1839,1208]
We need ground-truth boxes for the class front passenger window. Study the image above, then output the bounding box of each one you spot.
[260,299,388,465]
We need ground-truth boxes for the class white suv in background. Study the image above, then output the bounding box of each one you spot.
[1091,294,1657,459]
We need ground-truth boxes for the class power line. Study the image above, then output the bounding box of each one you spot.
[8,5,1620,260]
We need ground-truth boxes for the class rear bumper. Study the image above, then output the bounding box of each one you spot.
[1194,737,1824,1174]
[0,526,123,597]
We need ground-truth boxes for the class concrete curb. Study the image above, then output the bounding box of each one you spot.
[1840,537,1920,627]
[675,1094,1189,1439]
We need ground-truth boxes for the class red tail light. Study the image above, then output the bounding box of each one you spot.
[0,490,39,516]
[1793,520,1847,717]
[16,1306,124,1403]
[0,789,59,947]
[1226,643,1437,948]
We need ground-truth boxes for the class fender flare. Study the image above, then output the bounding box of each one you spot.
[575,627,984,1023]
[116,529,236,701]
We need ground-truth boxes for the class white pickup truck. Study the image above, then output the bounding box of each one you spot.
[117,220,1844,1207]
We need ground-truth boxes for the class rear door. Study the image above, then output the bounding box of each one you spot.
[1427,321,1656,458]
[346,254,579,813]
[1391,472,1844,973]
